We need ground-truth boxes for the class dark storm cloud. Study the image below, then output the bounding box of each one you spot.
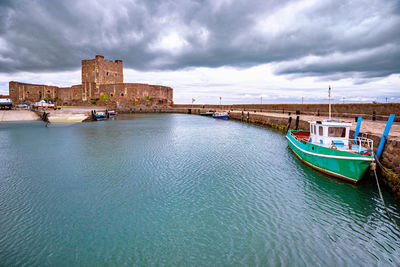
[275,44,400,79]
[0,0,399,79]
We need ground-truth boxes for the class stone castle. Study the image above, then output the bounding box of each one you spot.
[9,55,173,106]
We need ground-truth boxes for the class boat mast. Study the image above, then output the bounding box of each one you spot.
[329,85,331,120]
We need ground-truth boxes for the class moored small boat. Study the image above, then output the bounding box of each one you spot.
[200,111,214,117]
[106,110,118,119]
[212,111,229,119]
[95,112,107,121]
[107,110,118,116]
[0,98,13,110]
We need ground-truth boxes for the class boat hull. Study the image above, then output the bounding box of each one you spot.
[95,115,107,121]
[286,130,373,183]
[212,115,229,119]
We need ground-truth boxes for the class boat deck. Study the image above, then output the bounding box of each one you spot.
[291,131,373,156]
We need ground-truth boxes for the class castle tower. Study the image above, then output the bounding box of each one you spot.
[81,55,124,100]
[81,55,123,86]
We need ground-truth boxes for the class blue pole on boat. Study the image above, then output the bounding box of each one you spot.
[353,116,362,144]
[376,114,395,159]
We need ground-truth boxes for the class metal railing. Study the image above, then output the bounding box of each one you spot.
[347,137,374,154]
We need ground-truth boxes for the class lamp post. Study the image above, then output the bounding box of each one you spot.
[328,86,331,120]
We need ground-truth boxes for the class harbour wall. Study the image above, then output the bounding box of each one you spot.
[172,103,400,121]
[0,110,40,121]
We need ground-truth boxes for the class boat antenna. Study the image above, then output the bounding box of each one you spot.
[329,85,331,120]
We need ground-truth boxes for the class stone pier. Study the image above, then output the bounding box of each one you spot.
[0,110,39,121]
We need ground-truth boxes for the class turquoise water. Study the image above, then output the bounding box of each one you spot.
[0,114,399,266]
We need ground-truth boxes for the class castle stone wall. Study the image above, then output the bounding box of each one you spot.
[99,83,173,105]
[9,81,58,103]
[9,55,173,105]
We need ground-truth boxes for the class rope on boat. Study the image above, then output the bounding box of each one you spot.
[373,156,400,230]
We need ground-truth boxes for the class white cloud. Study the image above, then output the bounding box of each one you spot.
[255,0,318,37]
[1,64,398,104]
[210,0,234,13]
[0,70,81,92]
[121,64,400,104]
[149,32,190,54]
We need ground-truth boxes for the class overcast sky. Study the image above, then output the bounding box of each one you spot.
[0,0,399,104]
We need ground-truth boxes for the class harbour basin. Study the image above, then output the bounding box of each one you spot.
[0,113,399,265]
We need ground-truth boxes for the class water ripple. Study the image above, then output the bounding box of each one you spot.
[0,115,399,266]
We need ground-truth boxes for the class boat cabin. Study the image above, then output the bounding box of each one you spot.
[309,120,351,147]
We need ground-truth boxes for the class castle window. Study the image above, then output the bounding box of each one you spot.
[110,93,113,97]
[106,72,109,76]
[47,90,50,93]
[121,93,124,97]
[115,74,117,78]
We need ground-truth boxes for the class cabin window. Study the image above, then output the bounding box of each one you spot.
[319,126,323,136]
[115,74,117,78]
[310,125,313,134]
[328,127,346,137]
[313,125,316,134]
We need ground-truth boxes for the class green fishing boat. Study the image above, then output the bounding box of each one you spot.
[287,87,375,182]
